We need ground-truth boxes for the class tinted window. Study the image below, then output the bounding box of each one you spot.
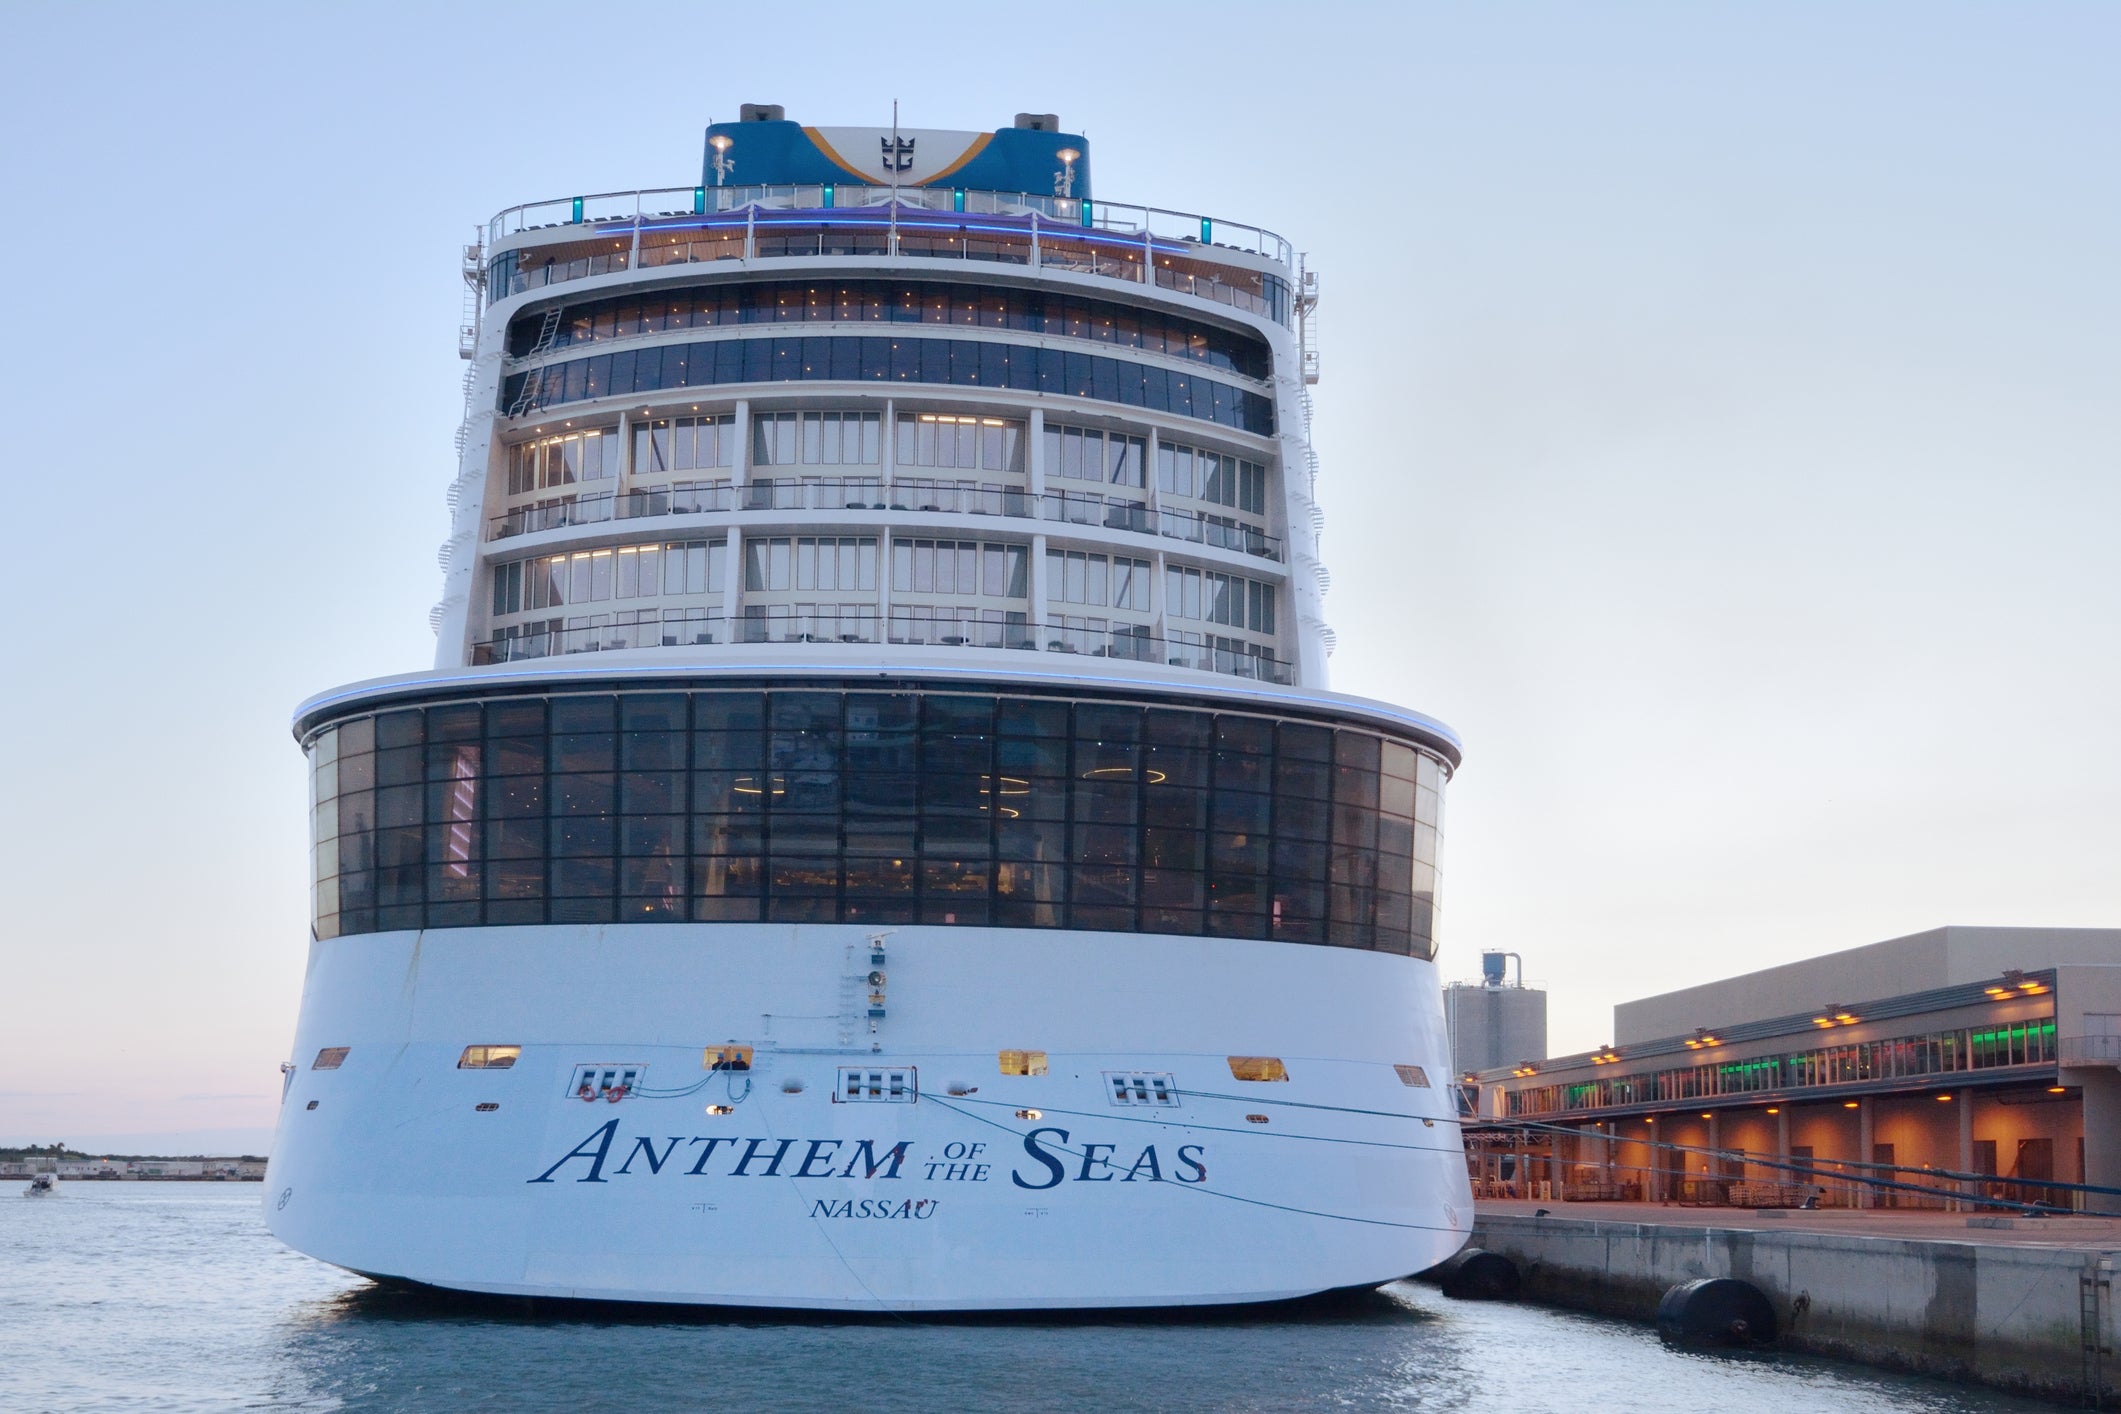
[307,688,1447,957]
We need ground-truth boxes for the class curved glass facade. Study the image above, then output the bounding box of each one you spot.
[500,335,1276,436]
[507,279,1271,380]
[308,685,1446,957]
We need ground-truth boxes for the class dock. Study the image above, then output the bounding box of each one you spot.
[1464,1198,2118,1406]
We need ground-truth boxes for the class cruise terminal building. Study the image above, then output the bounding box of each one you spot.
[1468,927,2121,1208]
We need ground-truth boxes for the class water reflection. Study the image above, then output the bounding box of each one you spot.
[2,1186,2059,1414]
[269,1277,2049,1414]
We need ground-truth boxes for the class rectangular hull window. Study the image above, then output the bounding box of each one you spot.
[836,1067,918,1102]
[1227,1056,1288,1082]
[1106,1072,1179,1106]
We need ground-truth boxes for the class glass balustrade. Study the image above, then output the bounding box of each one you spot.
[485,187,1293,325]
[489,484,1283,561]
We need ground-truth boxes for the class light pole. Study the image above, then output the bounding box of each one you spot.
[708,133,735,187]
[1053,147,1080,199]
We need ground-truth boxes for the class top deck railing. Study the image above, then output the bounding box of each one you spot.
[488,184,1293,269]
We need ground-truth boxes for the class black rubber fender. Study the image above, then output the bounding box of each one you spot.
[1656,1277,1777,1346]
[1427,1247,1521,1301]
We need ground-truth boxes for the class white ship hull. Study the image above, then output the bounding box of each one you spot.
[265,923,1471,1310]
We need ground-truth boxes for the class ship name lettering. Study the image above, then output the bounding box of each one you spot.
[809,1197,938,1220]
[528,1118,621,1184]
[686,1136,737,1174]
[1010,1128,1208,1190]
[730,1137,797,1177]
[921,1161,992,1182]
[529,1128,916,1184]
[614,1136,686,1176]
[795,1139,841,1177]
[837,1139,912,1180]
[538,1131,1213,1188]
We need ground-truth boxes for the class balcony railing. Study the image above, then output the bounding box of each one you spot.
[473,612,1290,684]
[491,183,1291,265]
[742,606,881,644]
[484,188,1292,325]
[478,614,727,661]
[2060,1034,2121,1065]
[487,482,1282,560]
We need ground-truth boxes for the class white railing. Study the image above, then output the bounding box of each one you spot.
[488,184,1292,267]
[2060,1034,2121,1065]
[476,612,1290,683]
[486,482,1284,561]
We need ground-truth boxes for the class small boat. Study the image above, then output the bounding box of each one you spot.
[24,1173,57,1196]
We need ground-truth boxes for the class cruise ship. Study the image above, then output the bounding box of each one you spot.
[266,109,1472,1310]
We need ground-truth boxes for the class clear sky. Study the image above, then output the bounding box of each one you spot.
[1,3,2113,1153]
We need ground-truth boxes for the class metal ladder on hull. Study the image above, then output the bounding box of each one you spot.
[506,306,565,417]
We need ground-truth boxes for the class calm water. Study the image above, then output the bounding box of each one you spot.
[1,1183,2061,1413]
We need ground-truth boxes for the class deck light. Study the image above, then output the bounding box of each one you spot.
[1843,1101,1860,1109]
[2049,1086,2069,1095]
[1765,1107,1780,1115]
[1701,1113,1713,1119]
[1936,1094,1953,1102]
[708,133,735,187]
[1054,148,1080,200]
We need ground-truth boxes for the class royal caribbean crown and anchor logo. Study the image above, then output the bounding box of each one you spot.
[700,118,1089,198]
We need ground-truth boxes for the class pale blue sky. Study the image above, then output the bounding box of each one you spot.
[2,3,2113,1152]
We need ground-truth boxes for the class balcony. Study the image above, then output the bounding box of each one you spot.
[2059,1034,2121,1066]
[477,613,728,662]
[487,482,1283,561]
[471,610,1290,684]
[485,185,1292,325]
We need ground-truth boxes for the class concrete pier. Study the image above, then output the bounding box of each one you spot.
[1468,1200,2119,1405]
